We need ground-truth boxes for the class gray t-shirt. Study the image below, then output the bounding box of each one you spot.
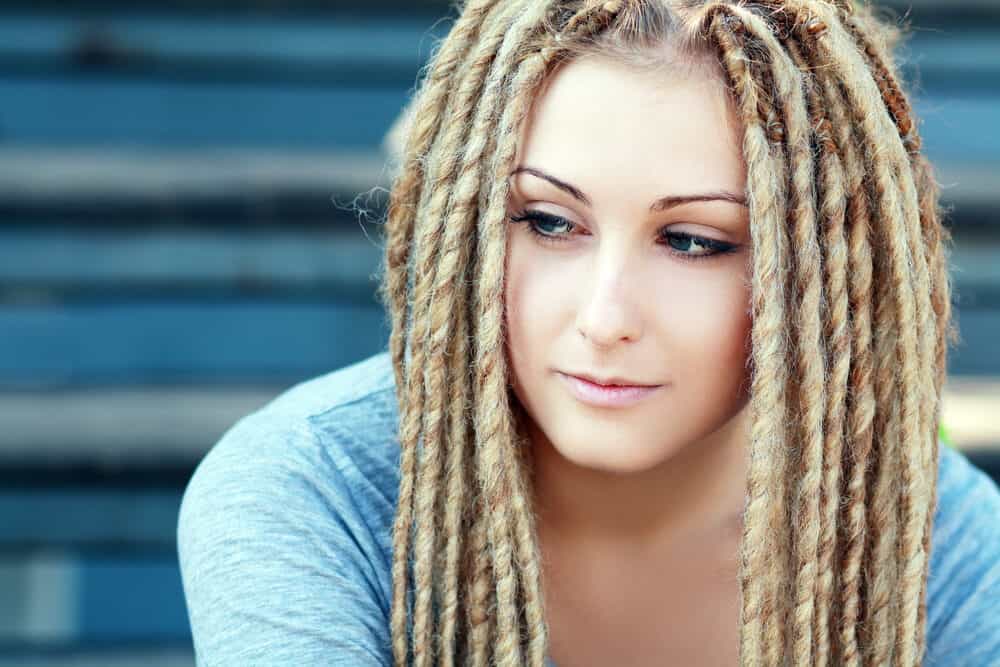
[177,350,1000,665]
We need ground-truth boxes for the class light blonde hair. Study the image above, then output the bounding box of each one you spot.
[377,1,956,664]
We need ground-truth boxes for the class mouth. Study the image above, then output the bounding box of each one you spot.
[556,371,664,408]
[562,371,661,388]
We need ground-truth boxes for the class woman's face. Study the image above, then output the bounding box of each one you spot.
[505,54,753,475]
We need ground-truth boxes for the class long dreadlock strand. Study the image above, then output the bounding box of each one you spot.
[407,3,541,663]
[809,7,937,663]
[784,35,851,666]
[724,10,829,664]
[388,2,534,664]
[820,45,878,667]
[704,8,793,664]
[383,0,502,407]
[466,3,570,663]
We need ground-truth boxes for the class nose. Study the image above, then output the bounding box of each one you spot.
[575,251,643,348]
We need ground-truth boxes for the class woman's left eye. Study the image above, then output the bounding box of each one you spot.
[661,231,737,259]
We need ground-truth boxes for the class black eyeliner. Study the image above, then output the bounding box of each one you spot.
[509,208,740,262]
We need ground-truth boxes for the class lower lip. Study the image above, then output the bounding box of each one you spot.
[557,372,662,408]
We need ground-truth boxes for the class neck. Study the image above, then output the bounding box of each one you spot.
[529,402,750,553]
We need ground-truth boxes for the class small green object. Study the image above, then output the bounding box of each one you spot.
[938,422,953,448]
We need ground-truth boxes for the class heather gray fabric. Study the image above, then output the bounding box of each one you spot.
[178,350,1000,665]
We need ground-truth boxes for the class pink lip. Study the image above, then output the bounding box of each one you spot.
[557,372,663,408]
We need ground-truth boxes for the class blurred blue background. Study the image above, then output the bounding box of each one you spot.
[0,1,998,665]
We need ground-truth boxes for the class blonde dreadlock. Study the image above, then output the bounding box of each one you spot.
[377,0,954,664]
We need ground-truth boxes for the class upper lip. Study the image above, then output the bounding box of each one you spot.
[562,371,661,388]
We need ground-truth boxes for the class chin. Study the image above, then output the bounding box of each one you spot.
[546,421,679,474]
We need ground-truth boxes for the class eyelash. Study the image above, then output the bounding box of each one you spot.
[508,209,739,262]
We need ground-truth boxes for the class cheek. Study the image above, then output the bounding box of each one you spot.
[505,239,547,420]
[656,270,751,380]
[504,236,548,383]
[504,235,572,348]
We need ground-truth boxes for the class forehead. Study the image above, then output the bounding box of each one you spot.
[514,55,746,199]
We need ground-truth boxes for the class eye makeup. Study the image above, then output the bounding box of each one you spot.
[508,208,741,262]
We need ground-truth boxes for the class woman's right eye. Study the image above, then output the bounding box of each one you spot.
[509,209,576,242]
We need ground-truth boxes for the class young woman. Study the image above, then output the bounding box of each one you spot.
[178,1,1000,665]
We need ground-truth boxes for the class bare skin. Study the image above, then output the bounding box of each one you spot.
[539,506,742,666]
[503,53,752,665]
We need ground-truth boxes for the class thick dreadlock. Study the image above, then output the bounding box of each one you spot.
[377,0,954,664]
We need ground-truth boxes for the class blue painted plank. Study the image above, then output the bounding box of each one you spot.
[950,307,1000,376]
[0,76,410,148]
[0,228,382,293]
[0,299,389,387]
[0,490,182,546]
[0,549,191,647]
[915,96,1000,163]
[77,557,190,641]
[0,14,443,69]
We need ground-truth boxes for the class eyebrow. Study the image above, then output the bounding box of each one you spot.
[510,165,748,212]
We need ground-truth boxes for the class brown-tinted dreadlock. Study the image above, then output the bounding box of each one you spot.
[377,0,955,664]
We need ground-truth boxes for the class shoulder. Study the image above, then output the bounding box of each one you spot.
[258,348,398,421]
[178,349,401,549]
[177,348,401,564]
[926,444,1000,664]
[176,350,401,664]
